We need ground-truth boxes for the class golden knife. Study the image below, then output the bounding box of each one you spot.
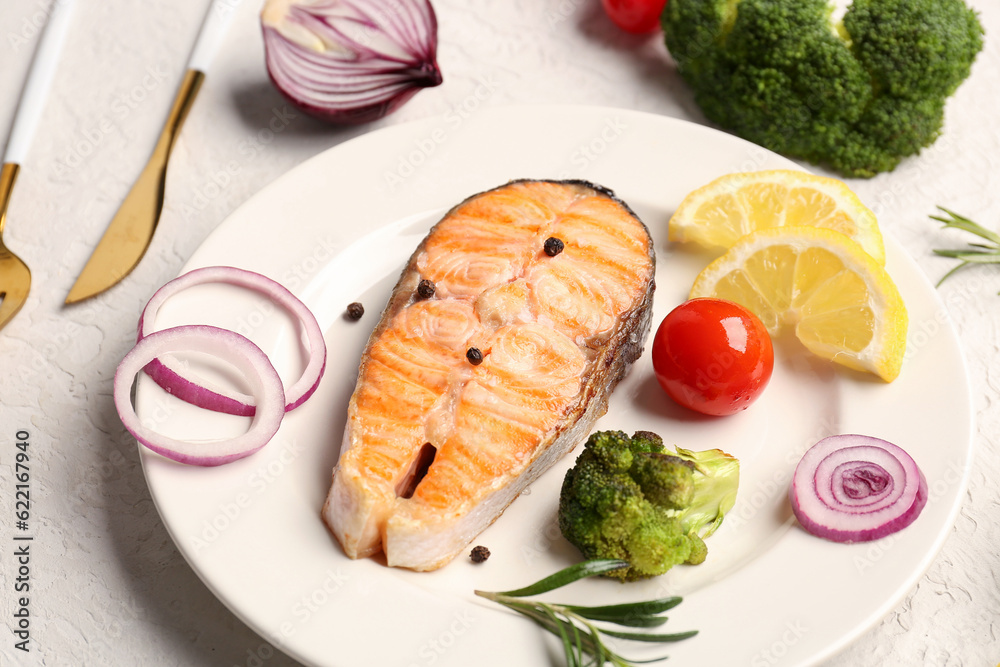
[65,0,241,304]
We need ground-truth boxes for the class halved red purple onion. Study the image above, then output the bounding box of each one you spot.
[790,434,927,543]
[137,266,327,416]
[261,0,442,124]
[114,326,286,466]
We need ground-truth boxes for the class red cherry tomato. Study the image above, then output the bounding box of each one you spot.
[601,0,668,34]
[651,298,774,416]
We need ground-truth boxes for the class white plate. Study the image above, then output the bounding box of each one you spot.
[138,106,974,667]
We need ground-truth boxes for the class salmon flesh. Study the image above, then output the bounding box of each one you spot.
[323,180,656,570]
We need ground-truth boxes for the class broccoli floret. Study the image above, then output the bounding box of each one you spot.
[662,0,984,177]
[558,430,740,582]
[847,0,983,100]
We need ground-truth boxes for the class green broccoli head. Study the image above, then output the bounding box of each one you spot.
[631,453,695,509]
[558,430,740,582]
[662,0,984,177]
[846,0,984,100]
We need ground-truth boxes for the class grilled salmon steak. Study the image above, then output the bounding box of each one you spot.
[323,180,656,570]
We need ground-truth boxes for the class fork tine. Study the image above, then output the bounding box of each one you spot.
[0,162,32,331]
[0,288,28,331]
[0,249,31,331]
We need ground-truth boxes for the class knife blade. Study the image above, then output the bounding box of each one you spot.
[65,0,242,304]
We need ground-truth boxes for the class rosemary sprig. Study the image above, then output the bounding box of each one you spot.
[475,559,698,667]
[931,207,1000,292]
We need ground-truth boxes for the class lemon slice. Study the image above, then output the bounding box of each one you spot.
[690,226,907,382]
[670,170,885,265]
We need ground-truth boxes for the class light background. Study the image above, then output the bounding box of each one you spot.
[0,1,996,665]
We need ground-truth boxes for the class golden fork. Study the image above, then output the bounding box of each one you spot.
[0,0,76,332]
[0,163,30,330]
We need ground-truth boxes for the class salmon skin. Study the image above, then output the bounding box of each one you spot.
[323,179,656,570]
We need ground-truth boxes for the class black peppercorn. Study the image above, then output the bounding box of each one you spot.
[466,347,483,365]
[417,279,436,299]
[470,545,490,563]
[543,237,565,257]
[346,302,364,320]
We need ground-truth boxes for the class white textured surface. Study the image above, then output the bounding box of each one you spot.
[0,1,997,665]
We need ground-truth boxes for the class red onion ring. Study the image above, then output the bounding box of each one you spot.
[137,266,327,417]
[114,326,286,467]
[790,434,927,543]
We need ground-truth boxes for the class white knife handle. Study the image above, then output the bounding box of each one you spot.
[187,0,244,73]
[3,0,77,164]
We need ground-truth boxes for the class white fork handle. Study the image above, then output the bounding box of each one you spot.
[3,0,77,165]
[187,0,244,73]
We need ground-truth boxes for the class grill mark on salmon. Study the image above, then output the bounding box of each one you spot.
[323,179,655,570]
